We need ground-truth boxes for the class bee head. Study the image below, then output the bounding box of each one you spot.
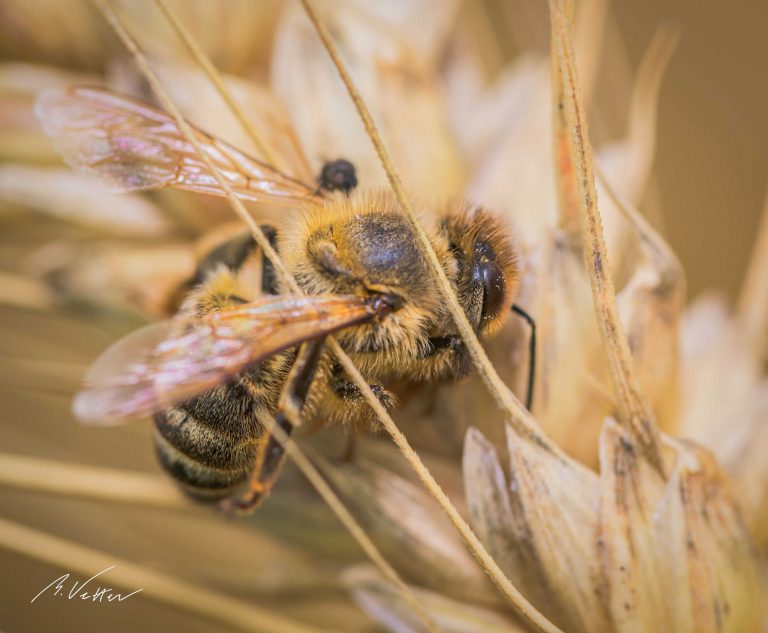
[282,193,454,370]
[281,194,518,380]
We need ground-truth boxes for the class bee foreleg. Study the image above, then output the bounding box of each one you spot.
[328,364,396,422]
[222,338,326,513]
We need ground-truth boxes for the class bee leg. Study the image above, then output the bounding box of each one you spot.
[170,226,279,310]
[222,338,326,514]
[194,226,278,281]
[329,364,396,419]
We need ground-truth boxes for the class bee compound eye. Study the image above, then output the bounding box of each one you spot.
[473,241,506,326]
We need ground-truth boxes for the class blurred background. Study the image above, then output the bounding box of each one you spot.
[0,1,765,632]
[490,0,768,300]
[2,1,766,299]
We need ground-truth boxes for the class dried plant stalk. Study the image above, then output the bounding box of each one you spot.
[153,0,286,172]
[549,0,663,472]
[0,452,187,508]
[298,0,553,448]
[622,26,679,199]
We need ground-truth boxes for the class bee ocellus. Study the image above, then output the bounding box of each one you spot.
[37,86,533,512]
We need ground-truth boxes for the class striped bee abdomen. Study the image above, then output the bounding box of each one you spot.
[153,352,294,501]
[153,227,293,502]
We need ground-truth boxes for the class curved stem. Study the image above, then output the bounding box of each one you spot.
[549,0,664,473]
[153,0,289,174]
[298,0,555,449]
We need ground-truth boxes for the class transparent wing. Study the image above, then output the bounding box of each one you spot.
[73,294,385,425]
[35,86,320,205]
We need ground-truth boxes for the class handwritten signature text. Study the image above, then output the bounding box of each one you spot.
[31,565,143,604]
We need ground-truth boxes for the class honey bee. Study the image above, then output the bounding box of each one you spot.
[36,86,534,512]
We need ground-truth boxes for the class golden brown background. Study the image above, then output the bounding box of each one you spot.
[495,0,768,300]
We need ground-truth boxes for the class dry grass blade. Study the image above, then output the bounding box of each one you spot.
[266,413,440,633]
[343,566,526,633]
[737,186,768,359]
[298,0,552,447]
[622,26,679,198]
[152,0,287,173]
[0,517,329,633]
[548,0,663,472]
[0,164,172,236]
[298,2,565,631]
[0,452,187,509]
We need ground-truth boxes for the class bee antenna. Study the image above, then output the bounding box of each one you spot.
[510,304,536,411]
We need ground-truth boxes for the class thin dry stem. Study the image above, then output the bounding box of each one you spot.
[298,0,554,447]
[0,453,187,509]
[595,162,682,284]
[264,412,439,633]
[737,186,768,358]
[549,0,663,472]
[0,517,328,633]
[152,0,288,173]
[297,4,563,630]
[93,2,437,629]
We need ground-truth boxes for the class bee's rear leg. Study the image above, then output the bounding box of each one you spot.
[193,226,278,285]
[221,338,326,514]
[168,226,280,313]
